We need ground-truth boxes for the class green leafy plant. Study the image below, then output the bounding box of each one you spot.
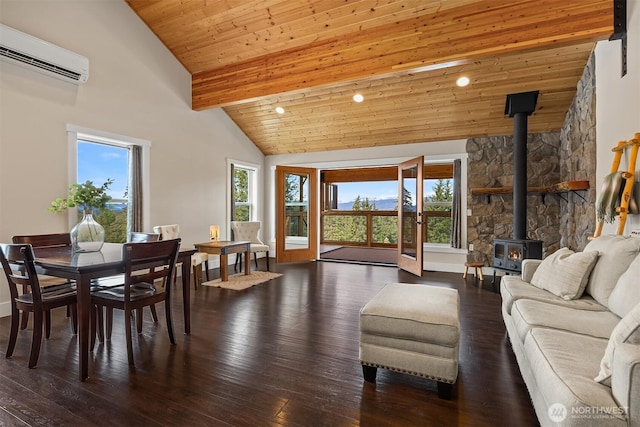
[48,179,114,213]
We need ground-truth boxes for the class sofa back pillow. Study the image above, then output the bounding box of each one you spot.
[594,300,640,385]
[584,235,640,307]
[607,253,640,318]
[530,248,599,300]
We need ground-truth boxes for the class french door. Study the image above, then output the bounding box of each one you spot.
[275,166,318,263]
[397,156,424,276]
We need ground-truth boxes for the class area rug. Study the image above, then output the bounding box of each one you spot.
[201,271,283,291]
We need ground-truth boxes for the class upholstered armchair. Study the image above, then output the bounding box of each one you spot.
[153,224,210,288]
[230,221,270,271]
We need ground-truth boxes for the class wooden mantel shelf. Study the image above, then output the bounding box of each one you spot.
[471,180,589,195]
[471,180,590,203]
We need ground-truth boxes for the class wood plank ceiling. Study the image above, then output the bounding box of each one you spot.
[126,0,614,156]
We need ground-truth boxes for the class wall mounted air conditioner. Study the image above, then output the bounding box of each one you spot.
[0,24,89,84]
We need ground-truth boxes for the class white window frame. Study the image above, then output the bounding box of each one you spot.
[422,155,467,253]
[66,124,151,232]
[227,158,260,226]
[423,177,454,246]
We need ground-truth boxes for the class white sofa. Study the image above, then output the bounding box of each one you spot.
[501,235,640,427]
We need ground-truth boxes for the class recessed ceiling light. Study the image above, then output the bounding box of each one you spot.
[353,93,364,103]
[275,106,285,114]
[456,76,470,87]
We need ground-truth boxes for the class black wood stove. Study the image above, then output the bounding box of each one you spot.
[493,91,544,281]
[493,238,543,273]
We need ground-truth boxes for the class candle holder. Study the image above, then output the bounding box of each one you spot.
[209,225,220,241]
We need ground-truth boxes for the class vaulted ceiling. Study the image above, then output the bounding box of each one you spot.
[126,0,614,155]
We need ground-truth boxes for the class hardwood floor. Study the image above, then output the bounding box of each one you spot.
[0,260,539,426]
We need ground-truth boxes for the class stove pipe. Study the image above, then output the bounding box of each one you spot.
[505,91,539,240]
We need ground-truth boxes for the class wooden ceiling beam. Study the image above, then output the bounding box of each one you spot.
[192,0,612,110]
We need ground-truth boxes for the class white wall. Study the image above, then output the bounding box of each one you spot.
[595,1,640,235]
[0,1,263,316]
[263,139,470,273]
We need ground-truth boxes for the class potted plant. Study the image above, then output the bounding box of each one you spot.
[49,179,114,252]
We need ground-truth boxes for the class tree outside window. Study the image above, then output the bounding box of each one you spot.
[424,178,453,244]
[232,164,257,222]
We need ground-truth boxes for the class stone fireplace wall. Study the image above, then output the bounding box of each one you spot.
[466,52,597,265]
[559,53,597,250]
[466,132,562,265]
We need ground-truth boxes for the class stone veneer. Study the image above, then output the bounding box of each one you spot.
[466,53,596,265]
[466,132,562,265]
[559,53,597,250]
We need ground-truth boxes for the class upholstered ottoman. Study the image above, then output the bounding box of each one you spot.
[359,283,460,399]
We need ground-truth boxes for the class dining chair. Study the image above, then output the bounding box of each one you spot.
[90,238,180,366]
[11,233,75,334]
[0,243,78,368]
[92,231,162,341]
[231,221,270,271]
[153,224,210,289]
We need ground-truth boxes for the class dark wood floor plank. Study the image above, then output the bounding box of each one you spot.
[0,260,538,426]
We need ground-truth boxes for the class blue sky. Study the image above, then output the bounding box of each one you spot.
[337,180,437,203]
[77,141,128,199]
[338,181,397,203]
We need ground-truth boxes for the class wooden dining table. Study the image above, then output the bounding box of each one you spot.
[32,242,196,381]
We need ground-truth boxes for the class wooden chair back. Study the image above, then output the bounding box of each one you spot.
[129,232,160,243]
[122,239,181,296]
[12,233,71,248]
[0,244,41,305]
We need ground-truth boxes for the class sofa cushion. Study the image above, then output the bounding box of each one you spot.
[595,301,640,384]
[501,276,608,315]
[607,253,640,318]
[584,235,640,308]
[525,328,624,423]
[512,299,620,342]
[530,248,599,300]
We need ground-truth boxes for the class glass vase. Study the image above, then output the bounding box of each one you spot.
[71,210,105,252]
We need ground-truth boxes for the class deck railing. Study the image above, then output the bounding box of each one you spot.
[320,209,451,247]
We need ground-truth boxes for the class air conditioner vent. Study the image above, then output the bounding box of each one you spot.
[0,46,82,81]
[0,24,89,84]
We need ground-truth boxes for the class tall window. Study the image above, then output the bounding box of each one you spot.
[77,140,129,242]
[231,163,258,221]
[423,178,453,244]
[67,125,151,242]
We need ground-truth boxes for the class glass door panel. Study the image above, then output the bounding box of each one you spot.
[284,172,309,250]
[276,166,317,263]
[397,156,424,276]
